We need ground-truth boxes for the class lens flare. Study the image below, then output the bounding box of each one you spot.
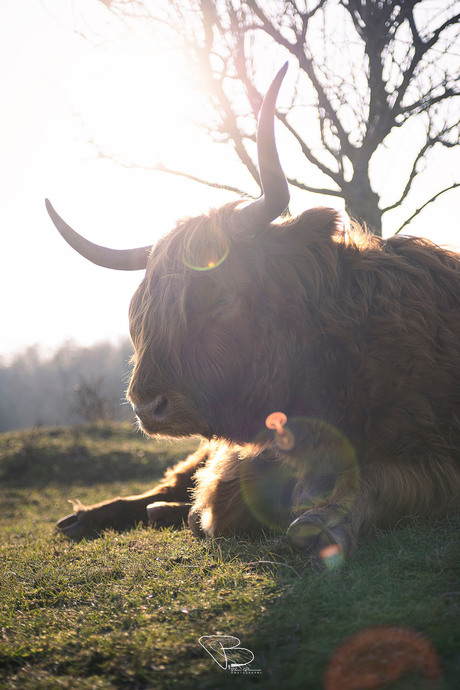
[246,416,360,532]
[266,411,295,451]
[239,455,295,533]
[319,544,345,571]
[182,244,229,272]
[266,416,359,512]
[287,418,359,516]
[325,626,441,690]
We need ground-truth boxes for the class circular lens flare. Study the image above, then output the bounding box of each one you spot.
[239,454,295,533]
[246,416,360,531]
[284,418,359,517]
[182,244,229,272]
[325,626,441,690]
[274,427,295,451]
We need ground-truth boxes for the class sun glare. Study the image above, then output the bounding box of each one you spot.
[67,45,207,171]
[2,1,458,357]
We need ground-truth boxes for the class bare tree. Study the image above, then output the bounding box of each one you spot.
[71,375,118,424]
[94,0,459,236]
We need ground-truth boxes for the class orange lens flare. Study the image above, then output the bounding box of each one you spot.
[325,626,441,690]
[266,411,287,432]
[319,544,344,570]
[266,412,295,451]
[248,416,359,532]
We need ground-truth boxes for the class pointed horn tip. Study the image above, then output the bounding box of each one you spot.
[45,198,58,220]
[259,63,289,121]
[45,198,62,226]
[279,61,289,78]
[44,198,151,271]
[270,62,289,91]
[238,64,290,229]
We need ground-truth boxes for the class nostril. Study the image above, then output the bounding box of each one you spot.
[152,395,168,419]
[134,395,169,422]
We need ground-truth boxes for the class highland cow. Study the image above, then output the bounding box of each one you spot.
[46,65,460,558]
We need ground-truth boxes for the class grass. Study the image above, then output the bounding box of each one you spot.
[0,423,458,689]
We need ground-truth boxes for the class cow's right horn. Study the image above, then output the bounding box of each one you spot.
[45,199,151,271]
[238,63,290,231]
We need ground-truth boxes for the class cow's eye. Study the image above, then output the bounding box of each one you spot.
[215,297,229,306]
[186,279,227,311]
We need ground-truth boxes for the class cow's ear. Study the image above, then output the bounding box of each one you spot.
[297,207,347,239]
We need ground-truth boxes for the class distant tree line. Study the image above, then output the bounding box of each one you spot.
[0,340,135,432]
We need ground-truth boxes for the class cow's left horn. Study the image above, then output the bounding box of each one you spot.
[45,199,151,271]
[239,63,290,229]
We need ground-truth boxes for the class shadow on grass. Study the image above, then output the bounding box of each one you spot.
[161,517,459,690]
[200,519,459,690]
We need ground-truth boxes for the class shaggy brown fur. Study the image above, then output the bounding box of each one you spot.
[57,204,460,557]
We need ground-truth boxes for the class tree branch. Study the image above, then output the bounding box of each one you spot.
[88,0,460,240]
[192,2,262,188]
[94,148,250,197]
[382,121,460,213]
[394,183,460,235]
[245,0,355,159]
[148,161,251,196]
[287,176,343,197]
[400,89,460,117]
[276,112,343,186]
[392,10,460,116]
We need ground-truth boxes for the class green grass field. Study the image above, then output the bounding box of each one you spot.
[0,424,458,689]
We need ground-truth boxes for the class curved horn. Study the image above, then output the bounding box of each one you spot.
[239,63,290,229]
[45,199,151,271]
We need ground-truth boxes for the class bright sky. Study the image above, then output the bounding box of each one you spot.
[0,0,458,360]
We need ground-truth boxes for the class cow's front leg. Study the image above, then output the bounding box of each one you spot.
[271,417,364,559]
[287,505,360,558]
[188,443,294,538]
[288,453,460,559]
[56,444,209,538]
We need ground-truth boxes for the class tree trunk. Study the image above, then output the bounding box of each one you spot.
[343,175,383,237]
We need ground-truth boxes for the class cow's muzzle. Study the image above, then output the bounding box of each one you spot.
[133,395,169,430]
[130,391,211,438]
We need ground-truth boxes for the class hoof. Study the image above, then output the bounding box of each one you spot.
[187,507,206,538]
[146,501,190,528]
[287,510,355,558]
[56,512,90,539]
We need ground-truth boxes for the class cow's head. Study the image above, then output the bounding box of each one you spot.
[46,64,341,442]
